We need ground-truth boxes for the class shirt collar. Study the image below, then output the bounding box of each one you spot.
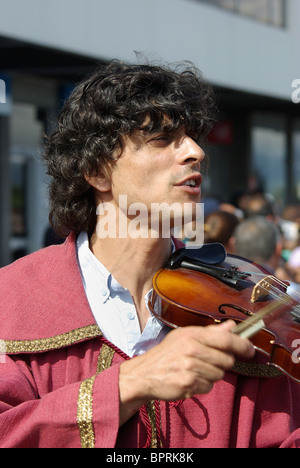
[77,232,126,303]
[77,232,176,303]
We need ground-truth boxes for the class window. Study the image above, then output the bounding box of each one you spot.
[10,102,45,260]
[197,0,285,27]
[251,113,287,208]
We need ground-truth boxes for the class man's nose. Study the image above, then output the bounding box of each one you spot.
[177,136,206,166]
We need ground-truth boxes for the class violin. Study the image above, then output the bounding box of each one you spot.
[149,243,300,383]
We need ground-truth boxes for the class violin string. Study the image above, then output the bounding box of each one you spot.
[234,264,300,305]
[237,267,298,307]
[239,270,294,291]
[248,273,298,309]
[263,275,300,305]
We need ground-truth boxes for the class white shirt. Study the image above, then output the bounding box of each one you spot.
[76,232,171,357]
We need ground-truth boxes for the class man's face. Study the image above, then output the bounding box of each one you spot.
[95,126,205,237]
[109,127,204,204]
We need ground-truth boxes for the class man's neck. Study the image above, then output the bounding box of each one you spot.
[89,233,173,329]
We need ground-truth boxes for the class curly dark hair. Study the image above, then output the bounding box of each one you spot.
[43,60,216,237]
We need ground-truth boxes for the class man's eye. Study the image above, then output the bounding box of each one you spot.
[155,136,169,141]
[149,135,172,144]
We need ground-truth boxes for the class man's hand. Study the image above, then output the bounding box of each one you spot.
[118,320,255,426]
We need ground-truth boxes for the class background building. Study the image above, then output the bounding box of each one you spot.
[0,0,299,266]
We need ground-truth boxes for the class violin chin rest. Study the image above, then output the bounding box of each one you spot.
[165,243,227,269]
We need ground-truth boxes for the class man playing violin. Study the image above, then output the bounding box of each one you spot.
[0,60,300,448]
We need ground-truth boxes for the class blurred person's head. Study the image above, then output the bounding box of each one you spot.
[244,193,277,222]
[233,216,282,271]
[204,210,239,253]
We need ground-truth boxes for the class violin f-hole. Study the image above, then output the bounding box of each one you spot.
[218,303,253,317]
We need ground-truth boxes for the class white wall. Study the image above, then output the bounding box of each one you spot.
[0,0,299,99]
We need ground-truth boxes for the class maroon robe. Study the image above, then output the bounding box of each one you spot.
[0,234,300,448]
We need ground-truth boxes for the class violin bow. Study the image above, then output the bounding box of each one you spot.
[232,299,284,339]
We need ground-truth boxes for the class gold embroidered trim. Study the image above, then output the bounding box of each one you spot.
[77,375,97,448]
[97,343,115,374]
[96,344,161,447]
[3,325,102,354]
[77,343,162,449]
[77,343,116,448]
[232,361,282,378]
[146,400,161,448]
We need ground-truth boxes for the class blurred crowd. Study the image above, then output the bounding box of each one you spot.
[202,191,300,292]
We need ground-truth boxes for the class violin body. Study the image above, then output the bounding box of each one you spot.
[150,251,300,383]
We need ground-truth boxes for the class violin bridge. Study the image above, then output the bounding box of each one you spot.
[251,276,274,303]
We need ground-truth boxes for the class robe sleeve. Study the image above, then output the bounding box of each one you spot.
[0,354,121,448]
[280,429,300,448]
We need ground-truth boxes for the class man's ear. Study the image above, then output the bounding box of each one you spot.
[84,171,111,193]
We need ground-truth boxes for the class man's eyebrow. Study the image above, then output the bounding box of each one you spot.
[143,128,171,135]
[141,125,178,135]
